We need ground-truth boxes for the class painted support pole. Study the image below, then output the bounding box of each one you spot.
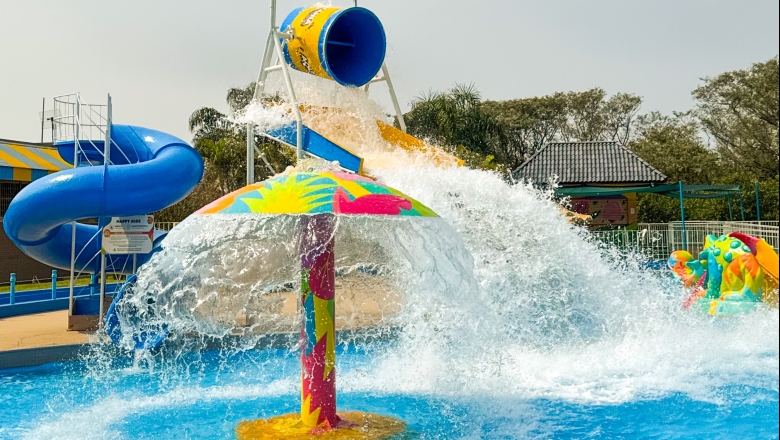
[755,182,761,221]
[679,181,687,251]
[9,273,16,305]
[247,125,255,185]
[51,270,57,300]
[298,214,340,430]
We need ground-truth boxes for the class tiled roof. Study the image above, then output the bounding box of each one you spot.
[512,141,667,185]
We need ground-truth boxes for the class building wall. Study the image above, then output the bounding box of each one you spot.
[571,193,638,230]
[1,220,69,282]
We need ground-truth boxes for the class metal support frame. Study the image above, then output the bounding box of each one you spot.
[40,98,46,143]
[248,0,303,185]
[98,94,112,324]
[364,63,408,133]
[54,92,141,323]
[68,100,80,315]
[246,0,408,184]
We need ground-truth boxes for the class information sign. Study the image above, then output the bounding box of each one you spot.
[101,215,154,254]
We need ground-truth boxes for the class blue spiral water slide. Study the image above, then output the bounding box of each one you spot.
[3,125,204,275]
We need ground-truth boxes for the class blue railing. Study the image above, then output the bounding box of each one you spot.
[0,270,120,318]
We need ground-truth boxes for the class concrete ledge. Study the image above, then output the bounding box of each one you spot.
[0,344,87,370]
[0,298,70,318]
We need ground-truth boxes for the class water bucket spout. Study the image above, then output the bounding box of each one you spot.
[281,6,386,87]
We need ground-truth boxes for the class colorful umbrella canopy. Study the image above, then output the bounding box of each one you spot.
[196,171,437,217]
[195,170,435,433]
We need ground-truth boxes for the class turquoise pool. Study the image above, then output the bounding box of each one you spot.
[1,342,777,439]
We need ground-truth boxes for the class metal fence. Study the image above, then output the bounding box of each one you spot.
[592,221,779,261]
[155,222,180,231]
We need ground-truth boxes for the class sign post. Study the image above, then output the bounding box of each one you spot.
[100,215,154,322]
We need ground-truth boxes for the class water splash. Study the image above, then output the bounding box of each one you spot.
[118,71,779,402]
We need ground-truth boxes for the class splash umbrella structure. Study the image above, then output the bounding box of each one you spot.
[196,169,436,438]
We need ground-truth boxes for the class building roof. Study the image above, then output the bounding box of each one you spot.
[512,141,667,185]
[0,139,70,182]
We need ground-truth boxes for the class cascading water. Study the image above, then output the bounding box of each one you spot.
[3,72,778,439]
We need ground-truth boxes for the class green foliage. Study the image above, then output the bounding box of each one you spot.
[450,145,503,173]
[693,57,779,180]
[405,84,508,167]
[405,86,642,171]
[629,112,719,184]
[159,58,780,223]
[629,58,779,222]
[483,89,642,167]
[405,58,777,222]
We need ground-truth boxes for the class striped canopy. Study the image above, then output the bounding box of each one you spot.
[0,141,70,182]
[197,171,437,217]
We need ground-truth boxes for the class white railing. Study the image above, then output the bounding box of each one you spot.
[592,221,779,261]
[51,93,136,166]
[155,222,180,231]
[52,93,109,144]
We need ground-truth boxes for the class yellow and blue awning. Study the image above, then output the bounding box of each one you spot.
[0,141,70,181]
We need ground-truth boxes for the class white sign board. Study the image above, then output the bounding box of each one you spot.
[101,215,154,254]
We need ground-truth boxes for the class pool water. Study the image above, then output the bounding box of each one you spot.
[1,341,777,439]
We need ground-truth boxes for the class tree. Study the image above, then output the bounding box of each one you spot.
[482,95,568,167]
[154,164,223,222]
[404,84,509,169]
[693,57,779,180]
[627,112,727,223]
[558,89,642,145]
[481,88,643,167]
[629,112,719,184]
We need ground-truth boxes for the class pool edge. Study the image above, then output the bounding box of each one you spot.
[0,343,87,370]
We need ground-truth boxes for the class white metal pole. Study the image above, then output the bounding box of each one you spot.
[68,98,80,315]
[248,1,280,184]
[381,64,407,133]
[40,98,45,143]
[247,125,255,184]
[99,94,112,323]
[270,0,276,30]
[253,32,277,101]
[273,32,304,160]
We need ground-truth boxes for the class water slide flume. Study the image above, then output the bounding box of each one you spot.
[2,125,203,274]
[260,106,464,175]
[195,169,434,437]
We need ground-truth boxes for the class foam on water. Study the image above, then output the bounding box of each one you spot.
[22,380,296,440]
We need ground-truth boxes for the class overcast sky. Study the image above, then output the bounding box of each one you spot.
[1,0,777,143]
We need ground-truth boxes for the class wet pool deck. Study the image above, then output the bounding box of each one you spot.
[0,311,93,370]
[0,310,92,352]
